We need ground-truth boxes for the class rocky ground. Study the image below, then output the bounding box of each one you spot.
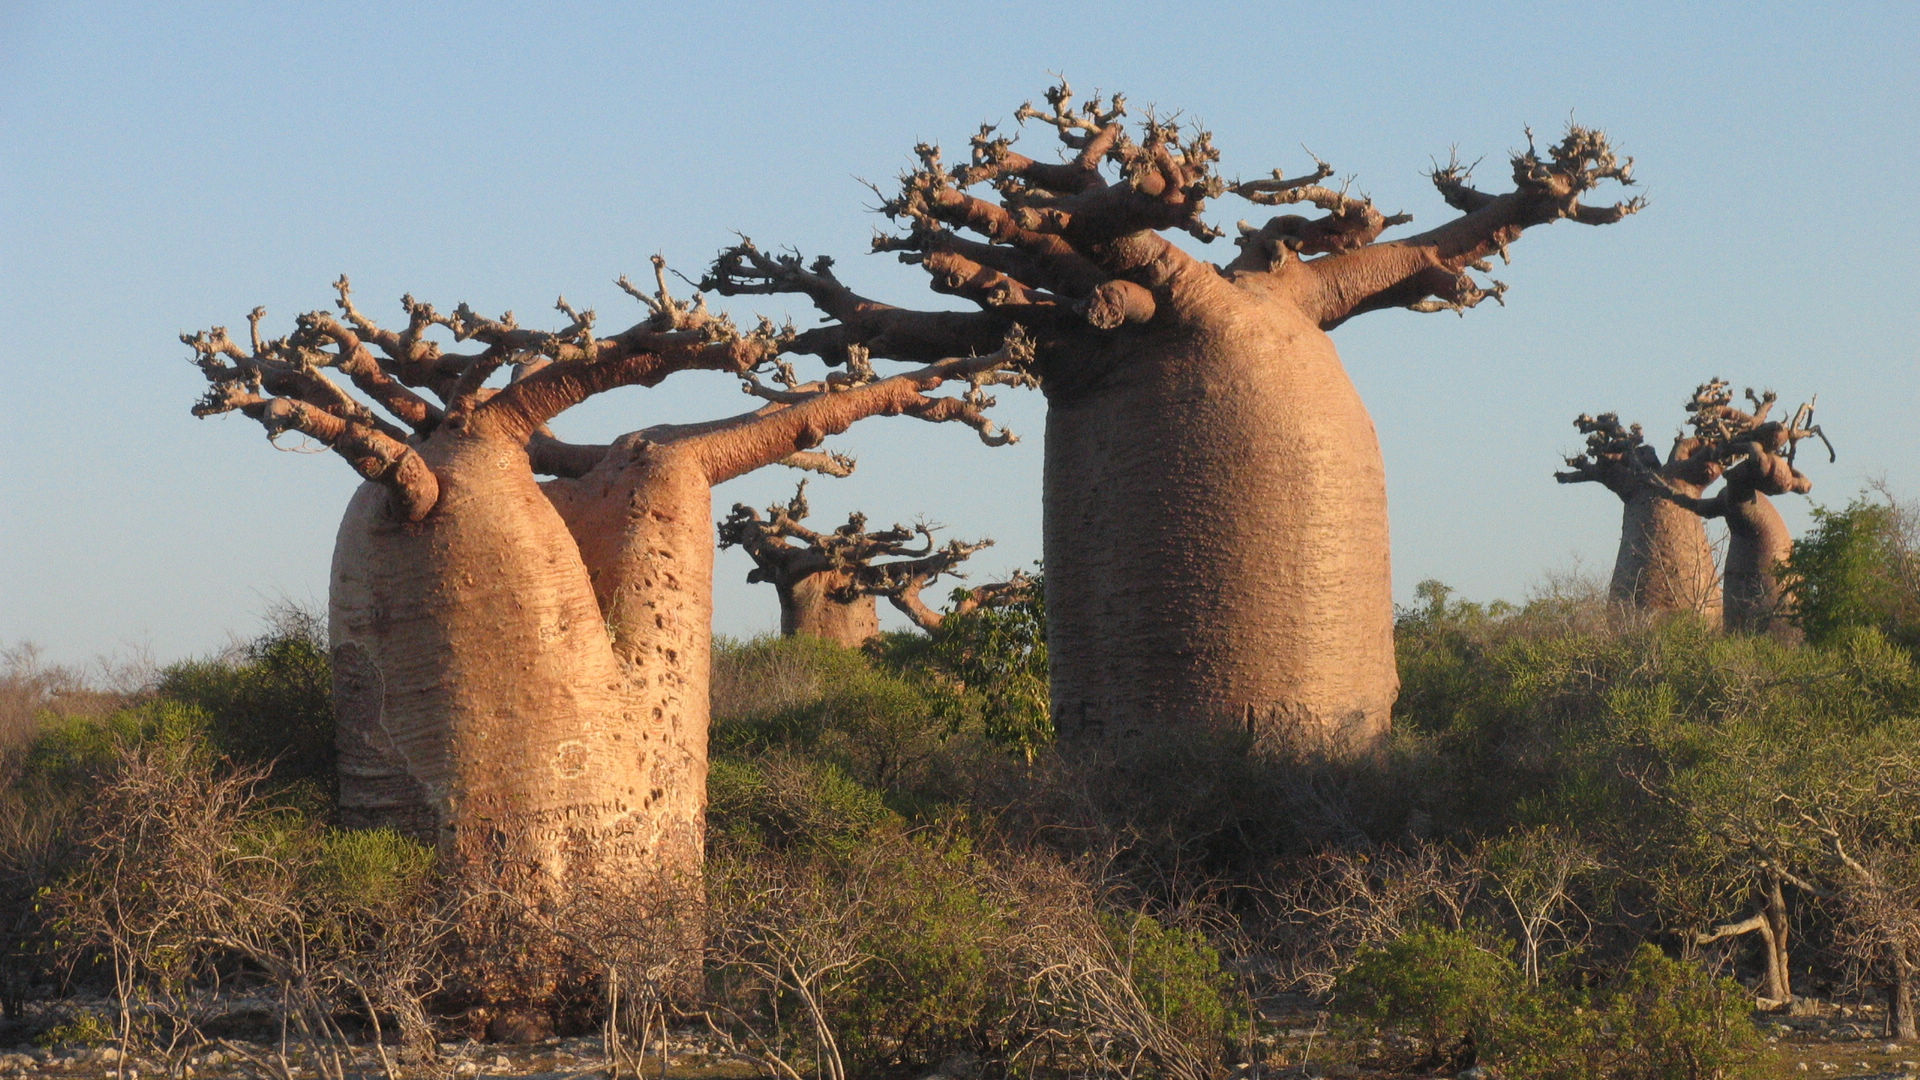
[4,997,1920,1079]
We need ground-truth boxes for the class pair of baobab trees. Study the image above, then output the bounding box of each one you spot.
[1559,378,1832,633]
[187,83,1643,905]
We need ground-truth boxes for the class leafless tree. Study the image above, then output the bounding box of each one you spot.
[719,482,1032,646]
[706,80,1640,753]
[1555,407,1724,618]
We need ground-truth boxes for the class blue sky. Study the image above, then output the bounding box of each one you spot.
[4,1,1917,665]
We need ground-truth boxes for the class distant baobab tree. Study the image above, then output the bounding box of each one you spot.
[706,80,1641,753]
[718,481,1033,646]
[184,262,1023,914]
[1654,380,1832,633]
[1555,407,1724,617]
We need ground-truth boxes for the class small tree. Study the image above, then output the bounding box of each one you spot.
[718,482,1029,647]
[1555,408,1723,617]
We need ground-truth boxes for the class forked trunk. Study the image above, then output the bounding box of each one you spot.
[1045,284,1396,752]
[1613,486,1722,618]
[330,430,664,891]
[1724,493,1794,633]
[778,572,880,646]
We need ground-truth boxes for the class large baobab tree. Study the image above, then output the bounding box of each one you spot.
[706,81,1641,752]
[1554,408,1723,617]
[1653,380,1831,633]
[185,265,1022,908]
[718,481,1028,646]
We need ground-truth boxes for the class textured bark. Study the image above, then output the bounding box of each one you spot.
[330,431,660,890]
[781,574,880,645]
[1893,970,1918,1041]
[540,445,715,884]
[709,84,1641,755]
[1722,489,1797,634]
[1557,413,1723,618]
[1043,280,1396,748]
[1614,490,1722,614]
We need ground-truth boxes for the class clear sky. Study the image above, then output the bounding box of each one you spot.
[4,1,1917,666]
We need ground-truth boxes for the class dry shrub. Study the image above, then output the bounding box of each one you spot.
[1259,843,1484,994]
[49,740,451,1080]
[0,643,140,781]
[701,833,1242,1080]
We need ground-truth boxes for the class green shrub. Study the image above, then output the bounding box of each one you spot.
[1787,496,1920,652]
[35,1007,112,1048]
[1601,945,1762,1080]
[156,612,332,794]
[875,572,1052,761]
[707,752,898,856]
[21,698,209,790]
[1334,923,1516,1067]
[713,635,968,793]
[1107,911,1236,1046]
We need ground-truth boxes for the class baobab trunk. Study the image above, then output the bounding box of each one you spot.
[1612,486,1722,614]
[781,575,880,644]
[1556,412,1723,618]
[1722,492,1795,633]
[541,445,716,883]
[709,83,1642,754]
[1653,381,1825,635]
[330,431,656,887]
[1045,296,1394,747]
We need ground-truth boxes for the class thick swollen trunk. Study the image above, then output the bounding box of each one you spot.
[1612,487,1722,618]
[778,573,880,646]
[1724,494,1794,633]
[1044,293,1396,753]
[541,443,713,887]
[329,431,660,893]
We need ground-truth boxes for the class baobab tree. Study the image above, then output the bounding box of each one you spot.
[718,481,1031,646]
[185,264,1023,908]
[706,81,1641,752]
[1653,380,1831,633]
[1554,408,1723,617]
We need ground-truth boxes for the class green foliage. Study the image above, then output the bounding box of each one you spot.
[707,753,899,856]
[712,634,971,797]
[311,826,436,913]
[1334,923,1515,1066]
[1107,911,1236,1045]
[916,573,1051,760]
[826,837,1012,1070]
[1601,945,1763,1080]
[20,698,209,791]
[156,611,333,794]
[35,1007,112,1048]
[1788,495,1920,651]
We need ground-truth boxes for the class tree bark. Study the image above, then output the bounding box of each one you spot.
[1761,873,1793,1005]
[1892,967,1918,1041]
[1612,484,1722,618]
[540,443,716,888]
[1045,279,1396,752]
[330,428,670,891]
[778,572,880,646]
[1723,491,1795,634]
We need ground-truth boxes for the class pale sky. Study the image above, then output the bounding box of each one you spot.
[4,1,1917,666]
